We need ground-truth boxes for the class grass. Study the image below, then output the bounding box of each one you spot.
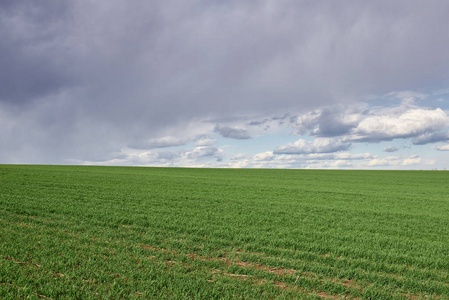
[0,165,448,299]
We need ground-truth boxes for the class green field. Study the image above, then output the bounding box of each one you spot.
[0,165,448,299]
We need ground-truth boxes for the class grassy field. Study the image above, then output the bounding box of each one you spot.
[0,165,448,299]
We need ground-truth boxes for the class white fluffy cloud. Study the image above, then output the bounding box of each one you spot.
[402,157,422,166]
[274,138,351,154]
[289,103,449,146]
[253,151,275,161]
[434,144,449,151]
[231,153,249,160]
[304,160,352,169]
[365,155,422,167]
[196,139,217,146]
[185,146,223,162]
[352,108,449,142]
[229,159,250,168]
[367,157,400,167]
[306,152,373,160]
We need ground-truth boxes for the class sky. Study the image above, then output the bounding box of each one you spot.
[1,0,449,169]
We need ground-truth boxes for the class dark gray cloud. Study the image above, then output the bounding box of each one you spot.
[0,1,75,104]
[247,114,289,126]
[247,119,270,126]
[316,119,354,137]
[412,131,449,145]
[290,106,361,136]
[311,108,358,137]
[1,1,449,164]
[383,146,398,153]
[130,136,192,149]
[214,125,251,140]
[156,151,179,160]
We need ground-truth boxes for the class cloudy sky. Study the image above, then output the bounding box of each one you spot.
[1,1,449,169]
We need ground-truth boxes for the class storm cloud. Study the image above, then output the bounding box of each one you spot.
[1,1,449,165]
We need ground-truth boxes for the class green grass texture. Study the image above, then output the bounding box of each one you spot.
[1,165,448,299]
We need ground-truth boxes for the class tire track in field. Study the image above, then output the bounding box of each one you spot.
[139,243,446,299]
[139,244,381,299]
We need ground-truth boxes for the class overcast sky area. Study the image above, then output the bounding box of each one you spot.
[1,1,449,169]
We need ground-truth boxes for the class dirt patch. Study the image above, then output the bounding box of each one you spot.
[225,273,248,279]
[197,255,298,278]
[315,291,336,299]
[343,279,360,289]
[165,261,176,266]
[256,264,297,276]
